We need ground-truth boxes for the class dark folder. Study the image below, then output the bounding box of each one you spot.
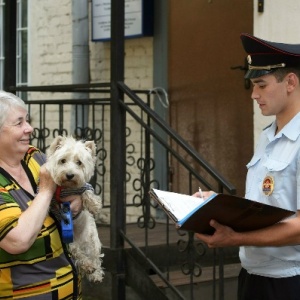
[150,189,295,234]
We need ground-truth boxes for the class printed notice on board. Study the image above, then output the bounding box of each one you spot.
[92,0,142,41]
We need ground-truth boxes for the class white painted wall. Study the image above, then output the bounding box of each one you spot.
[253,0,300,146]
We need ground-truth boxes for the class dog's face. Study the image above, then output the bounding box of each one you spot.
[46,135,96,188]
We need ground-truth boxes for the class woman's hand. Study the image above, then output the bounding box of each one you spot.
[38,165,56,196]
[61,194,83,218]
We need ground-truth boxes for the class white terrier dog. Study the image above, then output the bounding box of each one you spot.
[46,135,104,282]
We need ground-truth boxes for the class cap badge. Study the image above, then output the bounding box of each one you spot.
[262,175,274,196]
[247,55,252,65]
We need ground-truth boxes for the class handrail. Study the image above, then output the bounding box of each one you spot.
[9,82,111,93]
[118,98,214,190]
[118,81,236,194]
[13,82,236,194]
[120,230,186,300]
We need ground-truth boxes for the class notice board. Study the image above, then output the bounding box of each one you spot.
[92,0,153,41]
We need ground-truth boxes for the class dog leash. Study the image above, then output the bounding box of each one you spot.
[53,183,94,244]
[53,186,73,244]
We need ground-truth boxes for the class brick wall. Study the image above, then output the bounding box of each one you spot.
[29,0,153,90]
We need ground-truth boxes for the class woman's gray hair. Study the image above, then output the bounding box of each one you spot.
[0,91,26,129]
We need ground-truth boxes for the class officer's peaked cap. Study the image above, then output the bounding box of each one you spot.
[240,33,300,79]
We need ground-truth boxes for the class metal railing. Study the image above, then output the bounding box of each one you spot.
[117,81,238,300]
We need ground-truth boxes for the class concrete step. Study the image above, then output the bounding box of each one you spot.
[150,263,241,287]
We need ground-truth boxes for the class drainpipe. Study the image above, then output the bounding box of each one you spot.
[71,0,89,136]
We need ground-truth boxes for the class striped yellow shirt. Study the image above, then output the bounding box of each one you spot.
[0,146,81,299]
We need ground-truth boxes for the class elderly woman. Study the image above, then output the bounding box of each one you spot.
[0,91,82,299]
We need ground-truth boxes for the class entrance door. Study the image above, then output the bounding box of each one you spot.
[168,0,253,196]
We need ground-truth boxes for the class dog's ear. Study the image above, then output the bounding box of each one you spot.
[84,140,97,158]
[48,135,65,156]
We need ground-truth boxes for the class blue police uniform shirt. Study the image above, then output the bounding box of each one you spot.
[240,112,300,278]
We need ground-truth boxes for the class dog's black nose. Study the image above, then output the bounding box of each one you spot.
[66,173,74,180]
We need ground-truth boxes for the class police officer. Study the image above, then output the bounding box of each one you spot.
[196,33,300,300]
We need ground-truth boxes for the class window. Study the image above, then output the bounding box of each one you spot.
[17,0,28,99]
[0,0,4,90]
[0,0,28,95]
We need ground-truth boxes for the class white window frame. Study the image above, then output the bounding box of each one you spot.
[0,0,5,90]
[16,0,28,98]
[0,1,27,93]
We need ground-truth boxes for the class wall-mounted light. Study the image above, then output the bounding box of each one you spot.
[258,0,264,13]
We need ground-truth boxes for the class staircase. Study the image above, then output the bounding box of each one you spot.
[81,223,240,299]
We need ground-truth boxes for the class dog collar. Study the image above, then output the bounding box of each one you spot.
[54,183,94,202]
[55,186,63,203]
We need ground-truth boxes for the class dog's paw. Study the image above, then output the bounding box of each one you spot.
[80,262,97,274]
[82,192,102,215]
[86,269,105,283]
[95,211,109,224]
